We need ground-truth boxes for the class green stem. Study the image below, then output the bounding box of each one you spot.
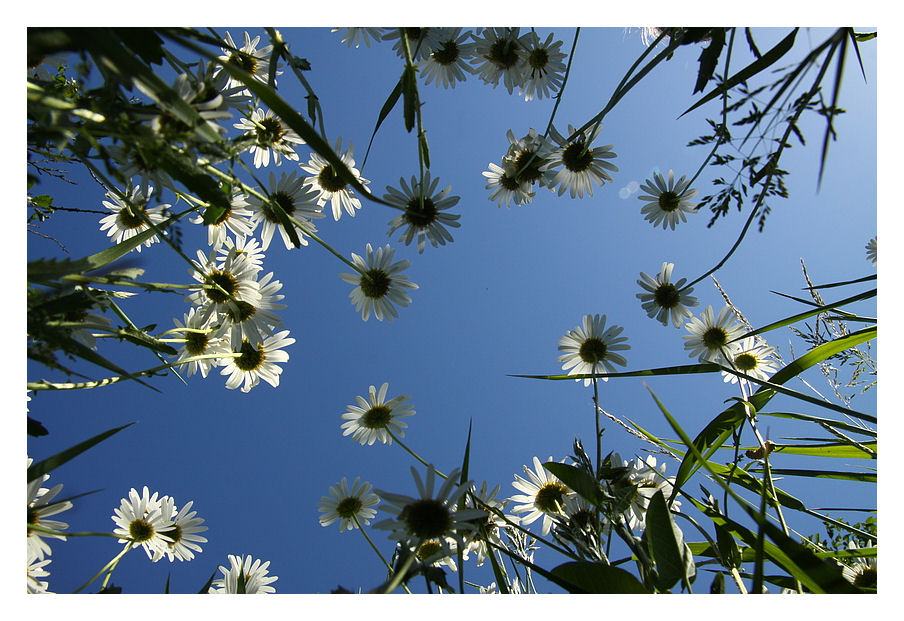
[73,542,132,593]
[353,516,412,594]
[386,429,447,479]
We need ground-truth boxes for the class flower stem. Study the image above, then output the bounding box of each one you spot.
[353,516,412,594]
[73,542,132,593]
[386,429,447,479]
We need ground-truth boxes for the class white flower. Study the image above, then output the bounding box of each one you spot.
[519,32,567,101]
[107,144,174,193]
[865,237,877,265]
[419,28,475,88]
[683,305,746,364]
[340,382,415,446]
[462,481,510,566]
[219,329,295,393]
[542,124,618,198]
[638,170,699,230]
[509,456,572,536]
[374,466,484,549]
[234,108,304,168]
[142,71,234,138]
[332,27,385,48]
[189,193,257,251]
[470,28,528,94]
[300,138,369,221]
[111,486,175,560]
[385,172,461,253]
[840,540,877,589]
[152,497,208,562]
[617,454,681,531]
[382,28,442,62]
[98,182,169,252]
[243,171,324,250]
[217,31,278,93]
[27,458,73,561]
[501,128,555,189]
[482,161,535,207]
[185,247,262,325]
[318,477,380,531]
[209,554,278,594]
[558,314,630,386]
[224,271,286,346]
[27,555,52,594]
[721,336,778,386]
[171,307,231,378]
[216,235,267,273]
[636,262,699,327]
[339,243,418,322]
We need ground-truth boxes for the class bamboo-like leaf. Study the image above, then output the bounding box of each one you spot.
[512,363,720,381]
[680,28,798,117]
[773,442,877,459]
[817,32,847,187]
[550,561,649,594]
[735,288,875,341]
[751,411,876,438]
[362,76,404,168]
[28,423,134,481]
[758,468,875,482]
[805,274,875,290]
[402,64,417,133]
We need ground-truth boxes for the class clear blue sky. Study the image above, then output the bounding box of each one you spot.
[25,25,877,596]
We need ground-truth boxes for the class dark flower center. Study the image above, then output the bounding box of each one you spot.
[336,497,364,519]
[534,482,568,513]
[528,47,550,72]
[212,206,232,226]
[500,172,522,191]
[205,270,238,304]
[318,164,347,193]
[702,327,727,350]
[255,117,285,146]
[27,507,39,526]
[658,191,681,212]
[734,352,758,372]
[227,300,257,323]
[562,141,593,173]
[229,50,258,75]
[570,508,595,530]
[166,524,183,545]
[234,339,265,371]
[399,499,452,540]
[433,40,460,65]
[488,37,519,69]
[416,540,444,561]
[129,518,155,542]
[118,202,148,229]
[262,191,296,223]
[360,269,391,299]
[184,330,209,355]
[362,405,392,429]
[404,197,438,227]
[654,283,680,309]
[854,567,877,589]
[512,150,544,184]
[578,337,608,364]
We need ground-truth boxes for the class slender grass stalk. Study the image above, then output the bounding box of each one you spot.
[73,542,132,593]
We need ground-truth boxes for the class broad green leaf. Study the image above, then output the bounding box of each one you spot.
[772,442,876,459]
[543,462,603,507]
[28,423,134,482]
[644,490,696,591]
[550,561,649,594]
[681,28,798,117]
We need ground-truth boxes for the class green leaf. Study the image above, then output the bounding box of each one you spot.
[198,570,217,594]
[362,77,404,168]
[693,28,725,94]
[28,417,50,437]
[28,423,134,482]
[772,442,876,459]
[512,362,721,381]
[736,288,875,341]
[758,411,876,438]
[706,461,807,512]
[154,148,231,221]
[681,28,798,117]
[542,461,603,506]
[116,326,178,355]
[715,522,742,569]
[402,64,417,133]
[805,274,875,290]
[550,561,649,594]
[644,490,696,591]
[760,468,875,483]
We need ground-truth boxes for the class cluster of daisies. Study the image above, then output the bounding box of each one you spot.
[27,460,278,594]
[317,382,681,584]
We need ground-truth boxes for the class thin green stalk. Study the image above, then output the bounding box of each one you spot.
[73,542,132,593]
[385,429,447,480]
[353,516,412,594]
[380,550,416,594]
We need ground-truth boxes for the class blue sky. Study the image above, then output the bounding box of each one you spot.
[24,24,879,599]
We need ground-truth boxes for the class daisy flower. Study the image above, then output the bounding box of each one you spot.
[332,27,385,48]
[152,497,208,562]
[300,138,369,221]
[243,171,324,250]
[111,486,175,560]
[374,466,484,549]
[501,128,554,189]
[234,108,304,168]
[618,454,680,531]
[141,71,233,139]
[461,481,510,566]
[385,172,461,253]
[561,493,600,533]
[382,28,441,62]
[683,305,746,363]
[27,458,73,561]
[27,555,52,594]
[186,60,252,113]
[217,31,278,93]
[865,237,877,265]
[340,382,415,446]
[219,329,295,393]
[107,145,174,193]
[509,456,572,536]
[216,235,266,274]
[339,243,419,322]
[98,182,169,252]
[470,27,528,94]
[209,554,278,594]
[841,540,877,589]
[171,307,231,378]
[721,336,778,386]
[542,124,618,198]
[185,247,262,325]
[482,161,535,207]
[189,193,257,251]
[63,303,112,351]
[519,31,567,101]
[419,27,475,88]
[638,170,699,230]
[636,262,699,327]
[223,270,286,346]
[558,314,630,386]
[317,477,380,531]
